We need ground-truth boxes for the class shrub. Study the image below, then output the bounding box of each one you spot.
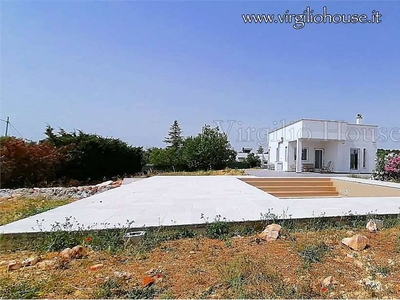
[373,149,400,182]
[203,215,230,239]
[384,154,400,181]
[298,242,331,268]
[0,136,65,188]
[43,126,143,183]
[0,126,144,188]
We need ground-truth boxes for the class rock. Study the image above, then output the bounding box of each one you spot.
[59,248,73,260]
[71,245,86,259]
[146,268,156,275]
[7,261,22,271]
[114,271,132,279]
[321,276,333,288]
[0,260,8,266]
[366,219,383,232]
[366,220,378,232]
[96,180,113,187]
[143,276,155,287]
[189,251,196,254]
[363,278,382,291]
[258,224,282,241]
[341,234,368,251]
[36,260,55,269]
[89,264,104,271]
[21,257,40,267]
[353,259,364,269]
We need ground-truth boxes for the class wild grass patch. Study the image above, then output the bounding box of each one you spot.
[0,278,41,299]
[0,197,72,226]
[216,256,318,299]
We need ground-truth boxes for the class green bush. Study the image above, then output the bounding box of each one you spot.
[44,126,143,183]
[373,149,400,181]
[0,126,144,188]
[204,215,230,239]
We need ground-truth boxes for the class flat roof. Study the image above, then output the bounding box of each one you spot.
[269,118,378,134]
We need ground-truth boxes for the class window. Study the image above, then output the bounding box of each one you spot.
[363,148,367,168]
[302,148,308,161]
[294,147,308,161]
[285,146,288,162]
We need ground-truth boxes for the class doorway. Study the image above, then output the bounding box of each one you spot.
[350,148,359,170]
[315,149,323,170]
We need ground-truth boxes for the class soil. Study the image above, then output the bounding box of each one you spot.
[1,227,400,299]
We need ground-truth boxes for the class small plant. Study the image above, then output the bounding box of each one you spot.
[132,226,196,255]
[37,217,88,252]
[95,278,129,298]
[95,278,158,299]
[35,218,134,253]
[260,209,279,223]
[370,264,392,277]
[203,215,230,239]
[126,286,158,299]
[299,242,331,267]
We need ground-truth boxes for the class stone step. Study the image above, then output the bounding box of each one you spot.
[242,177,332,182]
[248,181,334,187]
[260,186,337,192]
[269,191,340,198]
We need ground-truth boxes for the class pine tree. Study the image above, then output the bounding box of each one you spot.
[163,120,183,149]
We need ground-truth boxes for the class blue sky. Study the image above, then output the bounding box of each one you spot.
[1,1,399,150]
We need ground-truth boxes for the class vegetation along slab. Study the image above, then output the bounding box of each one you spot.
[1,176,400,234]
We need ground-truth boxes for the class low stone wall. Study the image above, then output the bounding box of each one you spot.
[0,180,122,200]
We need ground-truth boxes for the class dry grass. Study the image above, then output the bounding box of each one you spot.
[0,197,74,226]
[1,226,400,299]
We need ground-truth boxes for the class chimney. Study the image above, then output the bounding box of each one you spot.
[356,114,363,124]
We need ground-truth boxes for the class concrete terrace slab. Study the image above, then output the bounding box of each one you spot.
[1,176,400,234]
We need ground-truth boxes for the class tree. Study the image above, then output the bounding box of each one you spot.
[0,136,65,188]
[43,126,143,182]
[182,125,237,170]
[257,146,264,154]
[148,147,181,171]
[163,120,183,150]
[246,153,261,168]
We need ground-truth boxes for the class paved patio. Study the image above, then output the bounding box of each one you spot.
[1,176,399,234]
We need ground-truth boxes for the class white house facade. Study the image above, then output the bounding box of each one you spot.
[236,147,268,167]
[267,115,378,173]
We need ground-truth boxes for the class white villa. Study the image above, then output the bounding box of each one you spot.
[267,114,378,173]
[236,147,267,166]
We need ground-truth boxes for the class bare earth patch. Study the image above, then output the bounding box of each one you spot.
[1,227,400,299]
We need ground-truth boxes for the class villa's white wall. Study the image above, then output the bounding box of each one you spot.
[268,120,378,173]
[268,122,304,143]
[301,120,348,140]
[335,125,378,173]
